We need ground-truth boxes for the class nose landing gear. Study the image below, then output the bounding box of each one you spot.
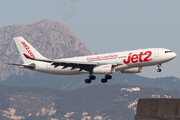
[157,64,162,72]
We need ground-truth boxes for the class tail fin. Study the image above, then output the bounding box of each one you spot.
[14,37,47,64]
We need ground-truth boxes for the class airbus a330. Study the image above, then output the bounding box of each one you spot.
[7,37,177,83]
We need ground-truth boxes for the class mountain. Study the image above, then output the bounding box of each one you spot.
[0,83,179,120]
[0,19,91,80]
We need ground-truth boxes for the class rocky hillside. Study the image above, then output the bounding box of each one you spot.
[0,84,179,120]
[0,19,91,80]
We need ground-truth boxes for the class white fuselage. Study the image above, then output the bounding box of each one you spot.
[33,48,176,75]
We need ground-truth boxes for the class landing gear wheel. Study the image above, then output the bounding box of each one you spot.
[89,75,96,80]
[101,78,107,83]
[85,79,91,83]
[105,75,112,80]
[157,69,162,72]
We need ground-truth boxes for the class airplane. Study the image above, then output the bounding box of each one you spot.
[7,37,177,84]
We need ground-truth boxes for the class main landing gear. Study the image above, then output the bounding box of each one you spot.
[101,75,112,83]
[157,64,162,72]
[85,75,96,84]
[85,74,112,84]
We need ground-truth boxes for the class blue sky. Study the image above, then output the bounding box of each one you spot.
[0,0,179,78]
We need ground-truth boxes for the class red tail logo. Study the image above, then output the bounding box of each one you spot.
[123,51,152,64]
[21,41,35,58]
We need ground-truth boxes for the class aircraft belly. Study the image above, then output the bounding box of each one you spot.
[115,64,129,71]
[115,60,161,71]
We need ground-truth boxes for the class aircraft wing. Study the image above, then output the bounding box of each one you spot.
[24,54,120,71]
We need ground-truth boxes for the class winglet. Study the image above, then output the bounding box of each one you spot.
[23,54,32,59]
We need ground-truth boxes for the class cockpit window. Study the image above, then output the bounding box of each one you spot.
[165,51,172,53]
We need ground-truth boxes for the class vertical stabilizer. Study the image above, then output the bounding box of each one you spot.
[14,37,47,64]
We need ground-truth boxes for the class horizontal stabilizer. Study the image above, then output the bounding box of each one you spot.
[5,63,36,69]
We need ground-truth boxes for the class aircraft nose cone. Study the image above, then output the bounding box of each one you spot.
[171,52,177,59]
[173,52,177,57]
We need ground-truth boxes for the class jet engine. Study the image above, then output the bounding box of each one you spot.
[121,67,143,73]
[93,64,115,74]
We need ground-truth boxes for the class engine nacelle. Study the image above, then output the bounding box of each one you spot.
[121,67,143,73]
[93,64,115,74]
